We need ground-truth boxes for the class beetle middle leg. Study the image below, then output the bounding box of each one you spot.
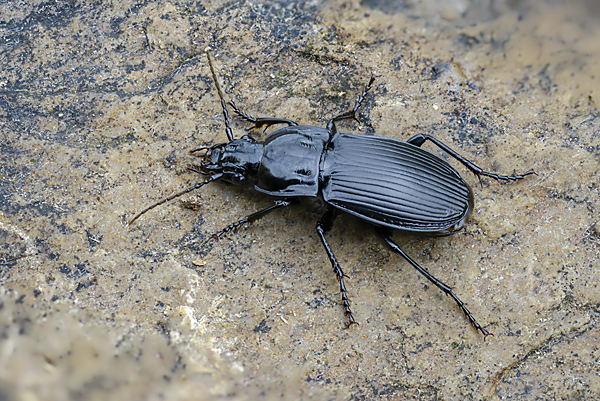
[326,75,376,134]
[315,206,357,326]
[375,227,492,339]
[212,199,297,239]
[407,134,536,183]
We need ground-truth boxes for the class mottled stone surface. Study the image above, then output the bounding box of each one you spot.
[1,0,599,399]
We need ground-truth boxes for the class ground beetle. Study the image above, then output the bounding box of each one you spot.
[131,50,535,339]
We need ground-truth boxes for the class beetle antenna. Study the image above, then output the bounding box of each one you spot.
[129,173,224,226]
[205,48,234,142]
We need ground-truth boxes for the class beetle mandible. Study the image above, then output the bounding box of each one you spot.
[130,49,536,339]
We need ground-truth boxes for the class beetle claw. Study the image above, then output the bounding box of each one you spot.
[346,310,359,327]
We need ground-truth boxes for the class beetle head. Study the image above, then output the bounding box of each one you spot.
[194,135,262,186]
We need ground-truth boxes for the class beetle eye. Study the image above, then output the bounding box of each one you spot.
[227,173,246,185]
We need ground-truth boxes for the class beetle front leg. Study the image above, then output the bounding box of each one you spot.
[315,207,358,326]
[228,100,298,131]
[375,227,492,339]
[406,134,536,183]
[212,199,297,239]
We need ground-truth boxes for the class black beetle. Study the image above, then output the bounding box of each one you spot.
[131,50,535,339]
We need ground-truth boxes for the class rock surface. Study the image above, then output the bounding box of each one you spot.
[1,0,599,399]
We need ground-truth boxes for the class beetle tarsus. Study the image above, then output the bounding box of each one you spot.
[347,311,359,327]
[482,330,494,341]
[213,219,247,239]
[316,207,359,325]
[478,168,537,182]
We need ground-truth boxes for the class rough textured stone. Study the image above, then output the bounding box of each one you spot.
[1,0,599,399]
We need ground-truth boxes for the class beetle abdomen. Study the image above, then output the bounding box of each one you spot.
[320,133,473,234]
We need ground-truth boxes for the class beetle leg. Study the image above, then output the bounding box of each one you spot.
[375,227,493,339]
[406,134,536,183]
[315,207,358,326]
[228,100,298,131]
[212,199,296,239]
[326,75,376,135]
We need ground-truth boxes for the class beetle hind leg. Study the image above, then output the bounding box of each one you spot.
[316,207,358,326]
[406,134,536,184]
[375,227,493,339]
